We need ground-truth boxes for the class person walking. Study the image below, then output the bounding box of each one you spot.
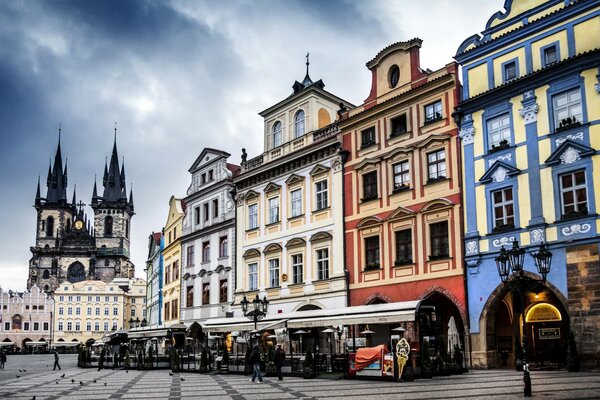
[274,344,285,381]
[250,344,263,383]
[0,351,6,369]
[53,350,61,371]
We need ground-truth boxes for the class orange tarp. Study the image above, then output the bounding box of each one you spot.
[355,344,388,371]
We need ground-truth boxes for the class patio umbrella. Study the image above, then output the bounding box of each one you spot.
[447,316,460,357]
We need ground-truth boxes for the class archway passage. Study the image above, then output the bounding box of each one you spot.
[485,279,569,368]
[67,262,86,283]
[418,292,465,362]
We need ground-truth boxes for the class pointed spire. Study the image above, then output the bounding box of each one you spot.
[46,160,52,186]
[35,176,42,206]
[71,184,77,206]
[103,157,108,186]
[128,183,134,211]
[92,175,99,206]
[101,124,127,203]
[46,129,67,204]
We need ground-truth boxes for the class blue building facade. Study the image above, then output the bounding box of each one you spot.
[455,0,600,369]
[145,231,164,328]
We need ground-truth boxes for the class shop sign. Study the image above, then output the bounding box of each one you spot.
[525,303,562,322]
[539,328,560,340]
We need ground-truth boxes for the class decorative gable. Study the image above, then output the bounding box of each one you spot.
[263,243,283,254]
[263,182,281,193]
[479,160,520,184]
[243,190,259,200]
[285,174,305,186]
[415,134,450,150]
[545,139,595,166]
[309,164,330,177]
[188,148,230,173]
[387,206,416,221]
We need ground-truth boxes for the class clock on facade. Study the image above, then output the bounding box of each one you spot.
[74,220,84,230]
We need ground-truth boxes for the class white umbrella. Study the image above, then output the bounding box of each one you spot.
[447,316,460,357]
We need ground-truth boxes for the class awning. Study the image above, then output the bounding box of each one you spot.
[51,342,80,347]
[203,318,287,333]
[0,342,15,346]
[25,341,48,346]
[128,328,169,339]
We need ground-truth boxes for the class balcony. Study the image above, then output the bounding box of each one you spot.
[241,123,339,172]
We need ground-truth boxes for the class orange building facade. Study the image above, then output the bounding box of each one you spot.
[339,39,467,354]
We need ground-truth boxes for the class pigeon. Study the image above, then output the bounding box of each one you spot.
[93,379,97,383]
[56,380,59,385]
[71,379,75,383]
[61,373,65,378]
[32,396,36,400]
[79,381,83,386]
[18,369,22,372]
[169,372,173,376]
[104,382,107,386]
[180,378,185,382]
[23,370,27,372]
[126,370,129,373]
[16,374,21,378]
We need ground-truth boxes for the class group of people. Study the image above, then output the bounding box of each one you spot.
[249,344,286,383]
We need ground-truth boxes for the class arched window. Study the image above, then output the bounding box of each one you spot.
[42,270,50,279]
[67,262,86,283]
[46,216,54,237]
[125,219,130,239]
[104,216,113,236]
[12,314,22,330]
[44,284,49,292]
[294,110,305,138]
[272,121,282,148]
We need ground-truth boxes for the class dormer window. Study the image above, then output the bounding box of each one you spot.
[294,110,305,138]
[272,121,282,148]
[503,61,517,82]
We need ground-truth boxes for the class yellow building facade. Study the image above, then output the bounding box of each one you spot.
[162,196,184,325]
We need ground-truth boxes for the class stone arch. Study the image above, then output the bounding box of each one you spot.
[419,286,467,325]
[42,270,50,279]
[293,301,325,312]
[365,292,392,304]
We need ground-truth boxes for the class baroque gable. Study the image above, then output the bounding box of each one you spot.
[544,139,595,166]
[479,160,520,184]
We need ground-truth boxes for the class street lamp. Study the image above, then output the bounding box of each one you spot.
[495,241,552,397]
[240,293,269,345]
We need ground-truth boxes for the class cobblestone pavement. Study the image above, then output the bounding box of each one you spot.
[1,355,599,399]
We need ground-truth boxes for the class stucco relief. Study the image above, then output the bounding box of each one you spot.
[555,132,584,146]
[487,153,512,166]
[560,147,580,164]
[459,126,475,145]
[595,82,600,94]
[530,229,545,243]
[492,236,515,248]
[562,223,591,236]
[518,103,539,124]
[491,166,508,183]
[465,240,479,255]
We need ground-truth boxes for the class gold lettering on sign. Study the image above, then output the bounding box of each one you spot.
[525,303,562,322]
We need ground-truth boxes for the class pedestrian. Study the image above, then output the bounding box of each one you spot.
[0,351,6,369]
[53,350,61,371]
[250,344,263,383]
[274,344,285,381]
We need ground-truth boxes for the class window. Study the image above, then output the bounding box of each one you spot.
[46,216,54,237]
[194,206,200,225]
[202,241,210,262]
[365,236,380,270]
[104,322,109,332]
[315,181,328,210]
[42,270,50,279]
[427,149,446,181]
[393,161,410,190]
[67,321,72,331]
[390,114,407,137]
[3,322,9,331]
[173,260,179,281]
[492,188,515,230]
[553,88,582,128]
[203,203,209,222]
[361,127,376,148]
[272,121,283,148]
[104,307,109,316]
[76,295,81,302]
[32,322,39,331]
[430,221,449,259]
[87,307,92,316]
[316,249,330,280]
[425,101,443,122]
[248,204,258,229]
[173,227,177,240]
[560,170,588,218]
[219,280,227,303]
[395,229,413,265]
[59,307,64,315]
[268,197,280,224]
[68,296,73,302]
[503,61,517,82]
[132,298,136,304]
[164,302,170,321]
[87,322,92,331]
[208,170,214,181]
[43,322,49,331]
[543,45,558,66]
[172,299,178,319]
[95,307,100,316]
[487,113,511,149]
[104,296,109,302]
[24,322,30,331]
[248,263,258,291]
[187,245,195,267]
[165,265,171,284]
[95,296,100,302]
[202,283,210,305]
[291,254,303,284]
[94,321,100,331]
[362,171,378,200]
[213,199,219,218]
[219,236,228,258]
[112,321,118,331]
[201,173,206,184]
[130,308,136,317]
[294,110,305,138]
[67,307,72,315]
[114,296,118,302]
[291,189,302,217]
[269,259,280,287]
[74,322,80,331]
[75,307,81,315]
[104,216,113,236]
[389,64,400,88]
[87,296,92,302]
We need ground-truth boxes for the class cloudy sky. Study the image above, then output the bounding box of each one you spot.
[0,0,501,291]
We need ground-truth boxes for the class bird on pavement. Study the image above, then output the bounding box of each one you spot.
[180,378,185,382]
[169,372,173,376]
[71,379,75,383]
[93,379,97,383]
[79,381,83,386]
[16,375,21,378]
[18,369,22,372]
[61,373,65,378]
[23,369,27,372]
[56,380,58,385]
[104,382,107,386]
[126,370,129,373]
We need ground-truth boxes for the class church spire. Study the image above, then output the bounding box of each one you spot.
[35,176,42,207]
[98,124,129,205]
[45,129,68,204]
[128,183,134,212]
[71,184,77,206]
[92,175,99,206]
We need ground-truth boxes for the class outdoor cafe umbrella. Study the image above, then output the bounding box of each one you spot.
[447,316,460,357]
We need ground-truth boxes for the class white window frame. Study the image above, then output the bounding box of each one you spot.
[272,121,283,148]
[393,161,410,190]
[315,180,328,210]
[560,170,588,216]
[427,149,446,180]
[269,259,280,288]
[248,203,258,229]
[316,248,330,280]
[291,254,303,284]
[553,88,583,127]
[268,197,280,224]
[425,101,443,122]
[487,113,511,149]
[248,263,258,291]
[492,187,515,228]
[294,110,305,138]
[291,189,302,217]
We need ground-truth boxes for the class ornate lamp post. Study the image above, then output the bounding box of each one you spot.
[240,293,269,346]
[495,241,552,397]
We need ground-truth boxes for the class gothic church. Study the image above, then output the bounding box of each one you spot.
[28,133,135,293]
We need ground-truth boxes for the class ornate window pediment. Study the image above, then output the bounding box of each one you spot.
[354,157,379,172]
[383,147,412,162]
[308,231,333,242]
[309,164,330,177]
[263,243,283,254]
[285,174,305,186]
[545,139,594,166]
[480,160,520,184]
[356,216,384,229]
[387,206,416,221]
[285,238,306,248]
[244,190,259,200]
[415,134,450,150]
[421,198,454,212]
[242,248,260,258]
[263,182,281,193]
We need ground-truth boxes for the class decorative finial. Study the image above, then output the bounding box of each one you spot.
[114,122,117,142]
[306,52,310,75]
